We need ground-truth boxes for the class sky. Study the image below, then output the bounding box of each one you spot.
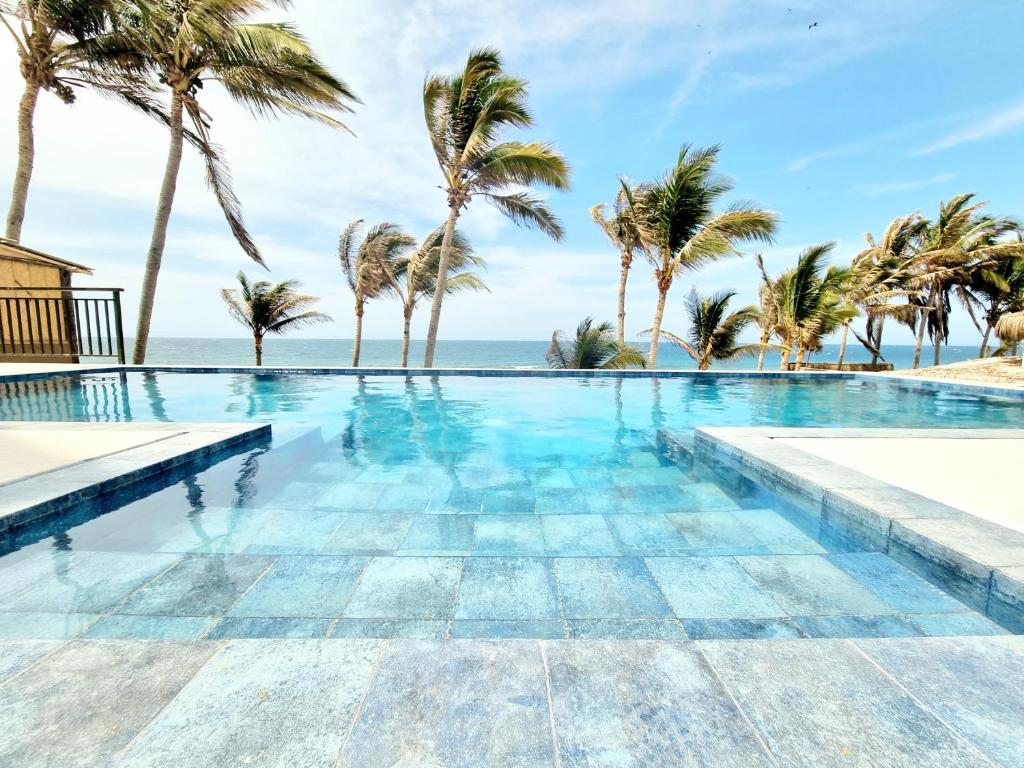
[1,0,1023,346]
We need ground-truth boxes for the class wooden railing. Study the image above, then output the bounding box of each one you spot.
[0,287,126,364]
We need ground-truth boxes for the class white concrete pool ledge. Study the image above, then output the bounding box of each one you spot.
[692,427,1024,633]
[0,421,271,533]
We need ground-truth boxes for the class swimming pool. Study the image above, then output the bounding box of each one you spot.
[0,371,1020,640]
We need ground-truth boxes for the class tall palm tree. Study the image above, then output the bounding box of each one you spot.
[422,47,571,367]
[388,225,487,368]
[591,180,645,344]
[754,253,781,370]
[645,287,758,370]
[338,220,415,367]
[547,318,645,370]
[959,255,1024,357]
[109,0,358,364]
[775,243,856,368]
[0,1,132,240]
[633,144,777,368]
[221,271,330,366]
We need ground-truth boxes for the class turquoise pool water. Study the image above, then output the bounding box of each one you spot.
[0,372,1020,641]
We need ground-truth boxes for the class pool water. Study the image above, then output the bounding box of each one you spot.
[0,372,1020,641]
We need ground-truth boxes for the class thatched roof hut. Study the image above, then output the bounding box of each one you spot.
[996,311,1024,366]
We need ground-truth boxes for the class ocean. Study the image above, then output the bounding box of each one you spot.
[128,338,989,370]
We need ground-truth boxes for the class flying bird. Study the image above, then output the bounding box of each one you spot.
[809,21,818,29]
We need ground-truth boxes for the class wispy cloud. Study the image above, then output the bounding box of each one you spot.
[856,172,956,196]
[913,101,1024,155]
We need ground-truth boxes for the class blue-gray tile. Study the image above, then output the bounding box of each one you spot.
[567,619,688,640]
[480,487,536,514]
[736,554,893,616]
[542,515,618,556]
[793,614,924,638]
[116,554,273,617]
[0,640,60,683]
[456,557,559,620]
[909,612,1011,637]
[555,557,672,619]
[373,484,438,512]
[606,514,689,554]
[338,640,554,767]
[313,483,385,511]
[701,639,994,767]
[330,619,450,639]
[828,552,968,614]
[118,640,382,767]
[646,557,786,619]
[239,509,347,555]
[0,612,100,640]
[398,515,475,554]
[206,617,331,639]
[681,618,805,640]
[731,508,826,554]
[0,640,218,767]
[451,619,565,638]
[84,615,214,640]
[545,641,772,767]
[6,551,180,614]
[342,557,462,619]
[474,515,546,555]
[228,556,366,618]
[319,512,411,553]
[857,636,1024,768]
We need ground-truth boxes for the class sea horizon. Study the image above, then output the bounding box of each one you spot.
[126,337,991,371]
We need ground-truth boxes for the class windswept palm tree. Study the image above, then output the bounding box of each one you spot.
[644,288,758,370]
[754,253,781,370]
[109,0,358,364]
[633,144,777,368]
[546,318,644,370]
[775,243,857,368]
[957,253,1024,357]
[221,271,330,366]
[0,1,138,240]
[422,47,570,366]
[338,220,415,367]
[591,180,645,344]
[388,226,487,368]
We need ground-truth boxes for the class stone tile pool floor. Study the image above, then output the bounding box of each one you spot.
[0,425,1010,642]
[2,635,1023,767]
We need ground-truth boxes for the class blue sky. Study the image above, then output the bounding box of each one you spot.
[1,0,1022,345]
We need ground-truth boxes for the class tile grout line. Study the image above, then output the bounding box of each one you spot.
[694,643,780,767]
[539,641,564,768]
[847,640,1003,768]
[111,639,230,763]
[333,638,389,768]
[0,637,72,692]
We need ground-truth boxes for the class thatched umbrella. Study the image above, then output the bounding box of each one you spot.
[995,311,1024,366]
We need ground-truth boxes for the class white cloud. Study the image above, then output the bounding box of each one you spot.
[913,100,1024,156]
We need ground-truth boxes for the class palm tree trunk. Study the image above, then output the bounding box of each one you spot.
[616,255,630,345]
[423,205,460,368]
[400,303,413,367]
[756,337,768,371]
[912,304,928,369]
[779,340,792,370]
[254,333,263,366]
[133,92,185,364]
[932,291,944,367]
[5,80,41,242]
[795,346,806,366]
[979,323,993,358]
[647,286,669,369]
[870,315,886,365]
[352,300,364,367]
[836,321,850,369]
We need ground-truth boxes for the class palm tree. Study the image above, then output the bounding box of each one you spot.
[337,220,415,367]
[958,254,1024,357]
[775,243,856,368]
[388,226,487,368]
[220,271,330,366]
[754,253,781,370]
[546,318,645,370]
[633,144,777,368]
[591,180,645,344]
[421,47,571,367]
[645,287,758,370]
[910,195,1022,367]
[109,0,358,364]
[0,1,130,240]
